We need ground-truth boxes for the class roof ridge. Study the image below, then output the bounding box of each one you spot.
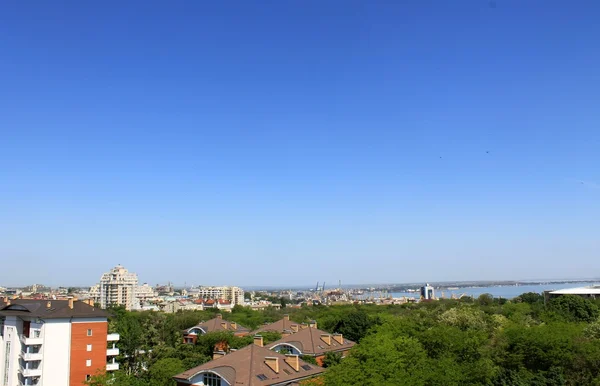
[248,343,256,386]
[308,325,316,353]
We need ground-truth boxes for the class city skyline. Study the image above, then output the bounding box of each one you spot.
[2,2,599,286]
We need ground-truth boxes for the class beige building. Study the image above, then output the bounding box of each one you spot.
[92,265,139,311]
[189,286,245,306]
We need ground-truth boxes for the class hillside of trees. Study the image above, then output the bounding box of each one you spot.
[87,293,600,385]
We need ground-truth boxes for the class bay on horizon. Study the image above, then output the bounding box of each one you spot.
[384,282,599,300]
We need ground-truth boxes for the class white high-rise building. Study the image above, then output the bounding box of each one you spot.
[93,265,139,311]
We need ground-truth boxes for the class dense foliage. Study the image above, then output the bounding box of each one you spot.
[86,294,600,386]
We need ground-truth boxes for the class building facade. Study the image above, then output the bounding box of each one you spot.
[0,298,119,386]
[92,265,139,311]
[187,286,244,306]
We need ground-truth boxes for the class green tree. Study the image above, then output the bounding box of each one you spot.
[322,351,342,368]
[477,293,494,306]
[333,309,377,342]
[301,355,318,365]
[147,358,185,386]
[549,295,599,322]
[515,292,544,304]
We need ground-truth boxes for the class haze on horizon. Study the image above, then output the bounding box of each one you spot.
[1,1,599,288]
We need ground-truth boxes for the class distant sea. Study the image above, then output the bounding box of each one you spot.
[384,282,599,300]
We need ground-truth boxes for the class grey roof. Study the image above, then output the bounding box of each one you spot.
[0,299,109,319]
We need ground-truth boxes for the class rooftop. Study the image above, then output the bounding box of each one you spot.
[268,326,355,356]
[173,343,324,385]
[0,298,109,319]
[253,315,298,334]
[184,314,250,334]
[549,285,600,295]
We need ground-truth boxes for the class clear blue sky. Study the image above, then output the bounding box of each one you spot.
[1,1,599,288]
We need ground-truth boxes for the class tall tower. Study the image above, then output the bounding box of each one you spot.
[97,265,139,310]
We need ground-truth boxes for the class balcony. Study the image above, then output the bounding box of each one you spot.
[107,347,119,356]
[107,333,120,341]
[20,351,43,361]
[21,368,42,377]
[20,335,43,346]
[106,362,119,371]
[19,379,40,386]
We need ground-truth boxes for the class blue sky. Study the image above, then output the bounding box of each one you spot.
[1,1,599,287]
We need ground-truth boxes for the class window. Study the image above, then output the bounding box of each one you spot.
[87,329,92,336]
[34,330,41,338]
[301,364,312,370]
[202,373,222,386]
[86,359,92,367]
[86,375,91,381]
[256,374,268,381]
[87,344,92,352]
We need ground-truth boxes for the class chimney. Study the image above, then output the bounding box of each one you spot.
[320,334,332,345]
[333,333,344,345]
[309,320,317,329]
[220,322,228,330]
[253,335,264,347]
[285,354,300,372]
[283,314,290,321]
[291,324,299,333]
[68,297,74,310]
[216,313,222,319]
[282,329,292,338]
[46,301,51,309]
[230,322,237,330]
[213,351,226,360]
[265,357,279,373]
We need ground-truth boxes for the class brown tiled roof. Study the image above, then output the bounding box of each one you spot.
[253,317,300,334]
[184,316,250,334]
[267,327,355,356]
[0,299,109,319]
[173,344,324,385]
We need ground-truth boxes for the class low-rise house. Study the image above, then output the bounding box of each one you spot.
[183,314,250,344]
[267,323,355,366]
[248,301,282,311]
[253,314,300,335]
[173,335,324,386]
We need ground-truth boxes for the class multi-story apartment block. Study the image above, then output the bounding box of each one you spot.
[0,297,119,386]
[188,286,244,306]
[92,265,139,311]
[134,284,156,305]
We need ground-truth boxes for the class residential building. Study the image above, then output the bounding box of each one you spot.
[544,285,600,301]
[173,335,324,386]
[420,283,435,300]
[134,284,157,308]
[188,286,245,306]
[253,315,298,335]
[93,265,139,311]
[267,322,355,366]
[248,301,281,311]
[182,314,250,344]
[0,297,119,386]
